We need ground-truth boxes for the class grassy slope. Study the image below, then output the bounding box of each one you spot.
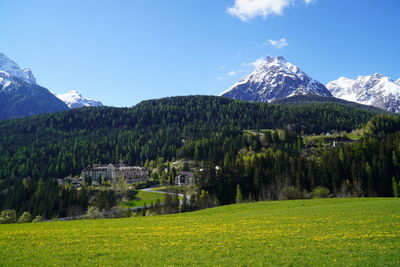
[0,198,399,266]
[121,190,165,208]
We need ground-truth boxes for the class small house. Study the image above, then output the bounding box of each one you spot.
[175,171,195,186]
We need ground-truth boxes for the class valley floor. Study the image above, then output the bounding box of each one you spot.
[0,198,399,266]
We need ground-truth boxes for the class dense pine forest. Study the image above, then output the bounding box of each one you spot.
[0,95,399,218]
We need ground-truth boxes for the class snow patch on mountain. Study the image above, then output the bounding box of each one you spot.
[327,74,400,113]
[0,53,36,84]
[220,56,331,102]
[56,90,103,109]
[0,71,14,89]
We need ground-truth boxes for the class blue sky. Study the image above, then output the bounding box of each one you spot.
[1,0,399,107]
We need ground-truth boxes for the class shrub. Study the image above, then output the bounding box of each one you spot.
[0,209,17,224]
[18,212,32,223]
[84,206,103,219]
[279,187,302,200]
[32,215,43,223]
[311,186,330,199]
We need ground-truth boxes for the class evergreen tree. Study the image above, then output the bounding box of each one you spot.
[235,184,243,204]
[392,177,399,198]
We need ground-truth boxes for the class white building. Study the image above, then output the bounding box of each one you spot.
[82,162,149,184]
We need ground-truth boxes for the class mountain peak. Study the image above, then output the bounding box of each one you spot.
[56,90,103,109]
[0,52,36,84]
[327,74,400,113]
[371,73,385,78]
[220,56,331,102]
[265,55,286,62]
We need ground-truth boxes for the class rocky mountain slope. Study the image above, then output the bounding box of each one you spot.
[0,53,36,84]
[0,71,69,120]
[0,53,69,120]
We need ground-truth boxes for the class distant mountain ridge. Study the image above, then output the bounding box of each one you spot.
[56,90,103,109]
[327,74,400,113]
[221,56,332,102]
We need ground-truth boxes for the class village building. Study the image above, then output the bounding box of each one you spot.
[174,171,195,186]
[81,162,149,184]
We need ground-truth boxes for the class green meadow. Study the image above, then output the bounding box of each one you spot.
[121,189,165,208]
[0,198,399,266]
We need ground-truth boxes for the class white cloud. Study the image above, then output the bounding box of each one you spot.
[227,0,316,21]
[267,38,288,49]
[227,0,290,21]
[228,69,245,76]
[228,71,237,76]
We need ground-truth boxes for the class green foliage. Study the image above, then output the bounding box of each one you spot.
[392,177,400,198]
[365,114,400,136]
[0,96,397,218]
[18,212,32,223]
[0,178,88,219]
[163,193,180,214]
[235,184,243,204]
[93,191,117,211]
[279,187,302,200]
[84,206,103,219]
[0,96,378,182]
[0,209,17,224]
[0,198,399,266]
[32,215,42,223]
[311,186,330,199]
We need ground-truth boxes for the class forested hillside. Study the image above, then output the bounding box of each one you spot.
[0,96,380,180]
[1,95,399,218]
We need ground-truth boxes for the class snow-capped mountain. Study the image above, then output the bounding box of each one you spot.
[327,74,400,113]
[0,53,68,120]
[0,53,36,84]
[220,56,332,102]
[56,90,103,109]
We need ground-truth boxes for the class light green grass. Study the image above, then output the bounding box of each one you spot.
[121,190,165,208]
[151,186,169,191]
[1,198,399,266]
[304,131,363,143]
[346,133,363,141]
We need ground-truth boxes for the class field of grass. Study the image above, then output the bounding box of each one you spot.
[1,198,399,266]
[304,132,363,143]
[121,189,165,208]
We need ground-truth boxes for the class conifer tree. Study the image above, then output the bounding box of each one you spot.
[235,184,243,204]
